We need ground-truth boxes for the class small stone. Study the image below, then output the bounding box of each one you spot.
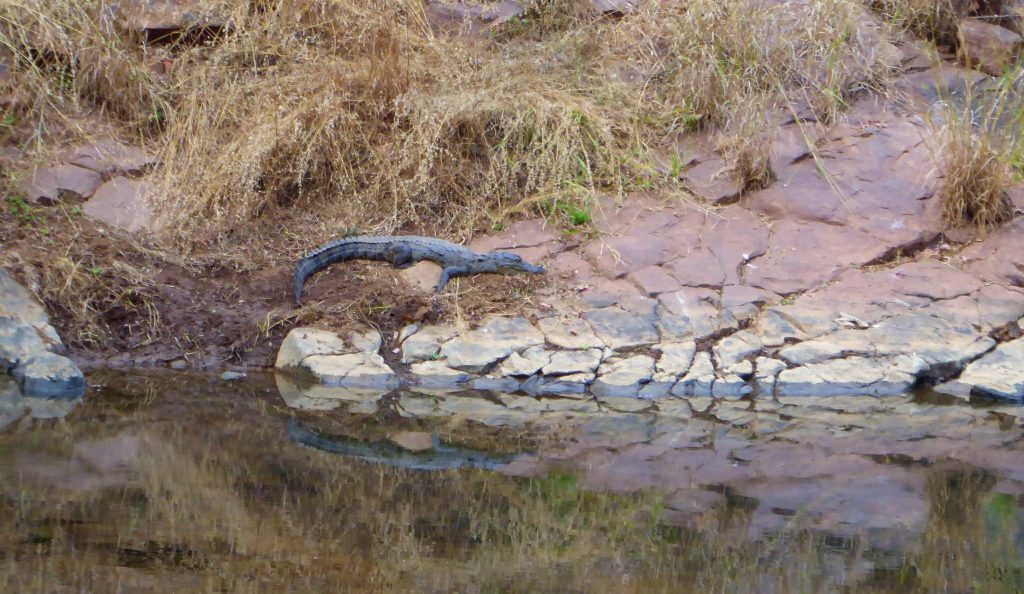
[170,359,188,370]
[726,360,754,378]
[388,431,436,452]
[220,371,245,381]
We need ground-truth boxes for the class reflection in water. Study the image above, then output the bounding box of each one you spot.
[288,418,521,471]
[0,369,1021,593]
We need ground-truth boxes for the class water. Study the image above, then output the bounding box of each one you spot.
[1,370,1023,593]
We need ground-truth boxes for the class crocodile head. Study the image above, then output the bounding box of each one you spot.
[486,251,545,275]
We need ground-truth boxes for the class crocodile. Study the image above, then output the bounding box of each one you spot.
[294,235,545,303]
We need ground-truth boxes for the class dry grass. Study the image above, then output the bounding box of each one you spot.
[926,65,1022,232]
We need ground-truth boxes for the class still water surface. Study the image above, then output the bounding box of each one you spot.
[1,370,1022,593]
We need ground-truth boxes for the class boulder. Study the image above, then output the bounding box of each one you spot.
[776,355,926,397]
[958,19,1023,76]
[13,352,87,399]
[592,355,655,398]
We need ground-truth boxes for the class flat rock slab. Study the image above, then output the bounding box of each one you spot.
[745,220,890,295]
[62,138,159,178]
[537,316,603,349]
[440,316,544,373]
[954,338,1024,401]
[776,355,926,397]
[23,164,102,204]
[583,307,659,349]
[542,348,604,376]
[83,177,164,233]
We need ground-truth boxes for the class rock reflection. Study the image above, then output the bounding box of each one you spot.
[0,370,1021,592]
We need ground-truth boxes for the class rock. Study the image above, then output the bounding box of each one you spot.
[745,220,890,295]
[12,352,87,399]
[348,329,382,354]
[627,266,681,296]
[779,341,844,365]
[671,352,715,396]
[584,307,660,349]
[592,0,638,15]
[303,352,398,389]
[388,431,436,452]
[602,397,654,412]
[115,0,230,38]
[83,177,163,233]
[657,288,727,341]
[682,158,743,205]
[276,327,348,369]
[499,346,552,377]
[655,341,697,376]
[541,348,604,376]
[954,338,1024,401]
[22,164,102,204]
[957,19,1023,76]
[0,317,47,371]
[537,316,603,349]
[398,261,443,293]
[220,371,245,381]
[0,270,61,346]
[713,331,762,369]
[409,360,470,388]
[401,325,457,364]
[755,357,787,396]
[776,355,926,397]
[755,309,808,347]
[62,138,159,178]
[592,355,656,398]
[727,359,754,378]
[440,316,544,373]
[813,313,995,379]
[169,359,188,370]
[398,324,419,344]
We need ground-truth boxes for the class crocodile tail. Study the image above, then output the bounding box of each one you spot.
[293,240,355,303]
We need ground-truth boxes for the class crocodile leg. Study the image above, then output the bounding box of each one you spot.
[436,266,471,292]
[386,244,415,268]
